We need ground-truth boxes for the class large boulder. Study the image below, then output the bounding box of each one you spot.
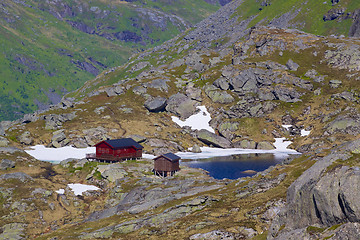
[144,97,167,112]
[17,131,33,145]
[166,93,197,119]
[196,129,232,148]
[0,172,33,182]
[269,140,360,239]
[0,136,9,147]
[0,159,15,170]
[0,223,27,240]
[98,165,128,182]
[256,141,275,150]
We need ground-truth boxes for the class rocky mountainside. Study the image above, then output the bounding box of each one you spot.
[0,0,223,121]
[0,0,360,239]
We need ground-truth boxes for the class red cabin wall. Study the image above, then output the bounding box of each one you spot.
[95,142,142,160]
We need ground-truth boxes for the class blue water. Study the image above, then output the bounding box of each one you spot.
[180,153,286,179]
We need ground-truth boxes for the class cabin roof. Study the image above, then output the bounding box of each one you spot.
[154,152,181,162]
[96,138,144,149]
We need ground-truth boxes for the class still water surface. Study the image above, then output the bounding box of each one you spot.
[181,153,287,180]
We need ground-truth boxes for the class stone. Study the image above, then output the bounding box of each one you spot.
[256,141,275,150]
[286,59,299,71]
[0,223,27,240]
[0,136,9,147]
[0,172,33,182]
[132,86,147,95]
[166,93,197,119]
[144,97,167,112]
[206,90,234,104]
[273,86,302,102]
[17,131,33,145]
[233,139,256,149]
[190,230,242,240]
[59,158,77,168]
[197,129,232,148]
[185,84,202,101]
[213,77,230,90]
[325,116,360,135]
[73,159,89,168]
[0,159,15,170]
[146,79,169,91]
[98,164,128,182]
[329,79,342,88]
[191,144,202,153]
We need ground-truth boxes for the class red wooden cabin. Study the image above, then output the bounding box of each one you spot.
[153,153,181,177]
[86,138,143,162]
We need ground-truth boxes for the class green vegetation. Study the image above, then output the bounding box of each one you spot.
[234,0,359,36]
[0,0,220,121]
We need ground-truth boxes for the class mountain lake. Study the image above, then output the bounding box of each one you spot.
[180,153,290,179]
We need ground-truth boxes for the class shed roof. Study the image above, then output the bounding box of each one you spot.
[154,152,181,162]
[96,138,144,149]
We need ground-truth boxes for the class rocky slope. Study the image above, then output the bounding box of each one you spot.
[0,0,360,239]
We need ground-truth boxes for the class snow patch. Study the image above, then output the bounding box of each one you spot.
[176,138,299,160]
[171,106,214,133]
[25,145,95,163]
[56,189,65,194]
[301,129,311,136]
[67,183,100,196]
[282,125,292,130]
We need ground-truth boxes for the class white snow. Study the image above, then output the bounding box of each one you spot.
[175,138,299,160]
[171,106,215,133]
[282,125,292,130]
[301,129,311,136]
[25,145,95,163]
[56,189,65,194]
[67,183,100,196]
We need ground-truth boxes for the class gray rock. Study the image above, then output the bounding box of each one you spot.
[132,86,147,95]
[0,223,27,240]
[105,85,124,97]
[73,159,89,168]
[146,79,169,91]
[206,89,234,104]
[144,97,167,112]
[97,164,128,182]
[286,59,299,71]
[17,131,33,145]
[0,121,13,136]
[256,141,275,150]
[185,84,202,101]
[0,147,22,154]
[269,140,360,239]
[191,144,202,153]
[233,139,256,149]
[0,159,15,170]
[0,136,9,147]
[325,116,360,135]
[273,86,302,102]
[213,77,230,90]
[329,79,342,88]
[59,158,77,168]
[0,172,33,182]
[166,93,197,119]
[73,138,89,148]
[197,129,232,148]
[190,230,242,240]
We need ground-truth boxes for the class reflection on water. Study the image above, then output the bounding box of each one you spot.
[181,153,287,180]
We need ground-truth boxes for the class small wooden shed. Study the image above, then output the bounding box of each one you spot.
[153,153,181,177]
[86,138,143,162]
